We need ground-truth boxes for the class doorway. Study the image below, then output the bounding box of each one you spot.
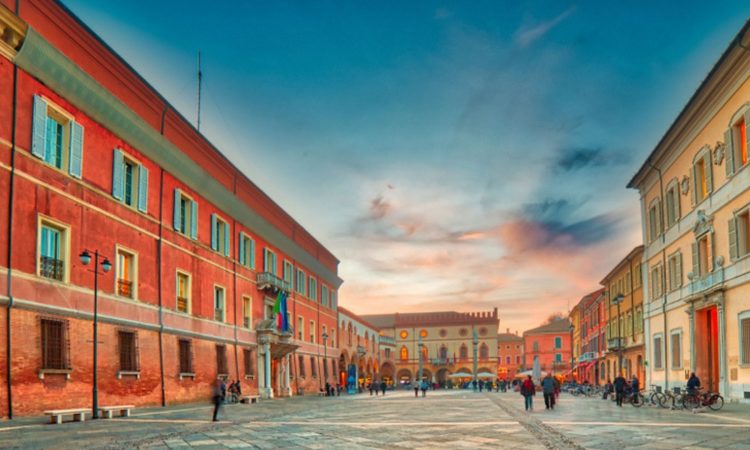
[694,306,719,392]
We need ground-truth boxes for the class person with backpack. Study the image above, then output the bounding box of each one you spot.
[521,375,536,411]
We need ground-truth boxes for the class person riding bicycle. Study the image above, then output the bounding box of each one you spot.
[687,372,701,395]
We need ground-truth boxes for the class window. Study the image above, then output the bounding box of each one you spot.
[532,341,539,352]
[38,220,67,282]
[516,355,521,364]
[173,189,198,239]
[479,343,488,360]
[298,317,304,340]
[116,248,137,299]
[650,264,663,299]
[308,277,317,301]
[179,339,193,374]
[216,344,228,375]
[727,112,750,176]
[460,344,468,360]
[263,248,277,274]
[310,320,315,343]
[740,312,750,365]
[214,286,225,322]
[665,182,680,228]
[692,234,712,278]
[244,348,254,376]
[283,261,294,287]
[321,285,329,307]
[648,199,662,242]
[296,269,306,295]
[692,150,712,204]
[667,252,682,291]
[41,318,70,370]
[554,336,562,349]
[322,325,328,346]
[310,356,318,378]
[298,355,306,377]
[238,233,255,269]
[635,307,643,333]
[670,330,682,369]
[176,271,191,313]
[653,334,663,370]
[112,149,148,212]
[385,348,391,359]
[118,330,139,372]
[30,95,84,178]
[555,353,562,363]
[211,214,230,256]
[439,346,448,359]
[730,210,750,261]
[400,346,408,361]
[421,345,428,360]
[242,296,252,329]
[506,356,511,364]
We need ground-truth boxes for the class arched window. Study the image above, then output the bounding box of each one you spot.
[480,343,488,360]
[347,323,352,345]
[726,104,750,175]
[439,345,448,360]
[421,346,428,360]
[459,344,468,360]
[400,346,408,361]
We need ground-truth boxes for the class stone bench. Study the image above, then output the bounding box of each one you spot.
[43,408,89,424]
[241,395,260,404]
[99,404,134,419]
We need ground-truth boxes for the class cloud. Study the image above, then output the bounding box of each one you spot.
[554,147,629,172]
[514,6,576,48]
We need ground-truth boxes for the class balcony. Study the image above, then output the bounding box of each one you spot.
[243,317,251,329]
[578,351,598,363]
[379,335,395,346]
[256,272,291,293]
[689,268,724,295]
[607,338,624,351]
[39,256,64,281]
[176,296,189,313]
[117,279,133,298]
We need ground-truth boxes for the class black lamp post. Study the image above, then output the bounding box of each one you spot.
[79,249,112,419]
[613,293,625,376]
[322,331,329,385]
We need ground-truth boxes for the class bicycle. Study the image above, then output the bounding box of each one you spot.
[623,389,644,407]
[658,387,686,409]
[682,388,724,411]
[645,385,665,407]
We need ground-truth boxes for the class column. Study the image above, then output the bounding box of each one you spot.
[284,354,292,397]
[717,297,728,396]
[262,340,273,399]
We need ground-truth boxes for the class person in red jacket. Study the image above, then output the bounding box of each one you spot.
[521,375,536,411]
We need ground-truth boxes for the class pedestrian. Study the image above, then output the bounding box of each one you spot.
[374,381,379,396]
[613,373,626,407]
[521,375,535,411]
[421,379,428,397]
[603,378,612,400]
[337,384,342,396]
[631,375,640,404]
[687,372,701,395]
[414,381,420,398]
[369,382,374,396]
[542,373,555,410]
[478,380,484,392]
[211,378,223,421]
[472,379,478,391]
[380,380,387,396]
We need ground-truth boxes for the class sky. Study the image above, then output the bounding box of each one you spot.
[62,0,750,333]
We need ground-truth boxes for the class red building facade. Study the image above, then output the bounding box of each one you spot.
[0,1,340,417]
[523,318,571,376]
[576,289,606,385]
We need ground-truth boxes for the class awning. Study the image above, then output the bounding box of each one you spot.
[448,372,473,378]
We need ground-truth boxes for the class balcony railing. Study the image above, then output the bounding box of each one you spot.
[177,296,189,313]
[379,335,396,346]
[256,272,292,293]
[689,268,724,295]
[607,338,624,351]
[117,279,133,298]
[430,357,453,366]
[214,308,224,322]
[243,317,251,328]
[40,256,64,281]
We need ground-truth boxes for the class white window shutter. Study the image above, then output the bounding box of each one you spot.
[68,121,84,178]
[729,217,739,261]
[676,253,682,287]
[725,128,735,177]
[173,189,181,230]
[190,200,198,240]
[31,95,47,159]
[691,242,699,278]
[704,153,713,193]
[137,164,148,213]
[112,149,124,200]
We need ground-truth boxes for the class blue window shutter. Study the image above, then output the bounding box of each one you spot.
[137,164,149,213]
[112,149,124,200]
[249,239,255,269]
[238,234,246,265]
[68,121,84,178]
[224,222,230,257]
[173,189,181,230]
[190,200,198,240]
[31,96,47,159]
[210,214,218,251]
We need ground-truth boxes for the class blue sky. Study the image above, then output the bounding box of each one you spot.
[62,0,750,332]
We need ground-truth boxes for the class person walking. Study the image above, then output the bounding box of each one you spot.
[420,380,428,397]
[414,381,420,398]
[380,380,387,396]
[613,373,627,407]
[211,379,223,422]
[542,373,555,410]
[521,375,535,411]
[369,382,374,396]
[631,375,640,404]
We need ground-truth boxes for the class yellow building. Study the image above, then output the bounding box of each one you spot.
[363,309,499,386]
[601,246,645,383]
[569,302,581,375]
[628,21,750,400]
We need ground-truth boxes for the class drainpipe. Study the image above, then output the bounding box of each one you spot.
[232,176,239,381]
[647,160,668,390]
[156,106,168,407]
[5,48,19,422]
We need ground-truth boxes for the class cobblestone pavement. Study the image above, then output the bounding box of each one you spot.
[2,390,750,449]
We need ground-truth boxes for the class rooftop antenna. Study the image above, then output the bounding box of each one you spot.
[197,51,202,132]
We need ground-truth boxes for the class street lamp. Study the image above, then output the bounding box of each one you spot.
[568,324,574,374]
[322,331,329,387]
[612,293,625,376]
[417,335,424,383]
[79,249,111,419]
[472,327,479,387]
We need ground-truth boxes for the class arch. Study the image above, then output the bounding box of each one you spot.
[459,344,468,360]
[380,362,395,383]
[455,367,472,374]
[396,368,412,384]
[477,367,492,375]
[400,345,409,361]
[479,343,489,360]
[436,368,449,385]
[339,349,350,366]
[728,101,750,127]
[420,368,432,382]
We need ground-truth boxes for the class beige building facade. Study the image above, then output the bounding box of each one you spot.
[629,21,750,401]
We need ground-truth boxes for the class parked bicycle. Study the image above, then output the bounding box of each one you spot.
[644,385,665,407]
[682,388,724,411]
[658,387,688,409]
[623,389,644,407]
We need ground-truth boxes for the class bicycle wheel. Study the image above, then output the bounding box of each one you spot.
[631,393,644,407]
[657,393,671,408]
[650,392,664,406]
[682,394,700,410]
[708,395,724,411]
